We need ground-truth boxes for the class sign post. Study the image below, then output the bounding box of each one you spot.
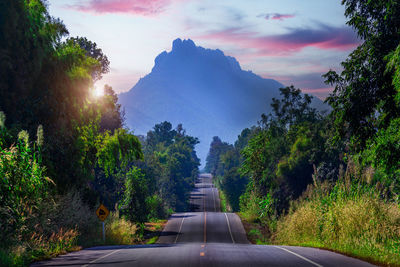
[96,204,110,243]
[102,221,105,243]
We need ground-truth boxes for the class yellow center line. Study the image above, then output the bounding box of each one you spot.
[203,186,207,243]
[204,211,207,243]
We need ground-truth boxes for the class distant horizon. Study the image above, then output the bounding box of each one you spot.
[48,0,360,100]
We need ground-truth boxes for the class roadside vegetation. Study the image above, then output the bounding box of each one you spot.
[205,1,400,265]
[0,1,199,266]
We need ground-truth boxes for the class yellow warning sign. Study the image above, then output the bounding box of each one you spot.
[96,204,110,221]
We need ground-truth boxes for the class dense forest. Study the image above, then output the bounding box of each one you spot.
[206,0,400,265]
[0,1,199,265]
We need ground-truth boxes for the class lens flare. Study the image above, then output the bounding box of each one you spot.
[94,87,104,98]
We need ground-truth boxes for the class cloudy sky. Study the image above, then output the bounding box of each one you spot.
[48,0,360,99]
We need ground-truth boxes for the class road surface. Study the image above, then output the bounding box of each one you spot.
[32,174,375,267]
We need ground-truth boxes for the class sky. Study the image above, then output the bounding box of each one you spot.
[48,0,360,99]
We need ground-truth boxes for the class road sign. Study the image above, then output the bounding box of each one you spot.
[96,204,110,221]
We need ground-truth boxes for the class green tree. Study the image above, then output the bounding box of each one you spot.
[68,36,110,82]
[324,0,400,151]
[241,86,328,214]
[205,136,232,176]
[119,167,149,223]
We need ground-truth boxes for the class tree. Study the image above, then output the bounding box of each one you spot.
[98,85,124,132]
[119,167,149,223]
[241,86,328,214]
[324,0,400,151]
[68,36,110,82]
[142,122,200,212]
[205,136,232,175]
[0,0,67,127]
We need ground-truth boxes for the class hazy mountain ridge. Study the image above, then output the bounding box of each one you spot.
[119,38,325,165]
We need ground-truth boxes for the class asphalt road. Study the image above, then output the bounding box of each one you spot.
[32,174,375,267]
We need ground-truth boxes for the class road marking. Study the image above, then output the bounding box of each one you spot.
[224,213,235,244]
[274,246,323,267]
[212,188,216,212]
[81,249,121,267]
[202,186,207,243]
[203,187,205,212]
[204,212,207,243]
[200,252,205,256]
[174,213,186,243]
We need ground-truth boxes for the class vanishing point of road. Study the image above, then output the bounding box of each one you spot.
[32,174,375,267]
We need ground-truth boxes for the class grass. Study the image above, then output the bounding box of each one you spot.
[237,180,400,266]
[142,220,167,244]
[238,212,271,245]
[0,228,81,267]
[2,216,168,267]
[1,190,169,267]
[212,176,231,212]
[273,182,400,266]
[218,189,231,212]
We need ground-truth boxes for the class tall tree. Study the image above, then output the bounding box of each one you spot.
[324,0,400,151]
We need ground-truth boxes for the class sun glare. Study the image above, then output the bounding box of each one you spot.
[94,87,104,98]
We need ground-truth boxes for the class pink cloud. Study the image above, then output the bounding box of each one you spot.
[264,13,295,21]
[301,87,333,100]
[260,72,334,100]
[198,25,360,56]
[68,0,176,15]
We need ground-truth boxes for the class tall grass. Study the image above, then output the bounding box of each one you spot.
[274,181,400,266]
[80,212,138,247]
[1,191,140,266]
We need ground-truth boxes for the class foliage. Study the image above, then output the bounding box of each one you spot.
[324,0,400,151]
[205,129,253,212]
[239,86,330,215]
[204,136,232,175]
[360,118,400,194]
[97,128,143,177]
[68,36,110,82]
[0,119,50,247]
[119,167,149,223]
[143,122,200,212]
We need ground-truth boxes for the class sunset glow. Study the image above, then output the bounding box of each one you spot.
[48,0,358,99]
[94,87,104,98]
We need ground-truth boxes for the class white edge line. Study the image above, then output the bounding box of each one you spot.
[81,249,121,267]
[174,212,186,243]
[274,246,323,267]
[213,188,216,212]
[224,213,235,244]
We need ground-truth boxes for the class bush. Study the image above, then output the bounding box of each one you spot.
[104,212,138,245]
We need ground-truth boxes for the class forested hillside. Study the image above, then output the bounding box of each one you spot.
[207,1,400,265]
[0,1,199,265]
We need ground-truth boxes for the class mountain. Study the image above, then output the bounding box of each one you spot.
[118,38,326,166]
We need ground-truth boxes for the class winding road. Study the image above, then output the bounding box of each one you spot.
[32,174,375,267]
